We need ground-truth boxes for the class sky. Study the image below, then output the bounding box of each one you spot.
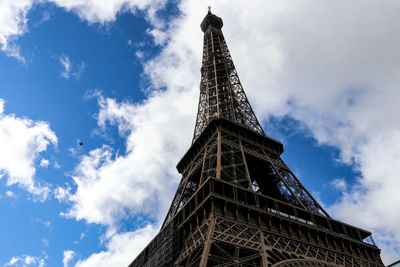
[0,0,399,266]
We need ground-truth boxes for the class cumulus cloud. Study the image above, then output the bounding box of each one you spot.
[54,184,72,202]
[75,224,157,267]
[4,255,45,267]
[0,0,167,61]
[56,56,196,261]
[48,0,165,24]
[0,99,57,198]
[59,88,195,227]
[0,0,33,62]
[147,28,168,45]
[63,250,75,267]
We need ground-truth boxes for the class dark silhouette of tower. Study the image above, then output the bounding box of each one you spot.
[129,10,384,267]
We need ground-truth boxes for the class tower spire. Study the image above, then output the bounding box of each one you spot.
[193,11,265,142]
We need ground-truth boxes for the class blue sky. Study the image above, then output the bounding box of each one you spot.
[1,0,400,266]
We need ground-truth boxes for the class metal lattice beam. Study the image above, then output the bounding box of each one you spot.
[193,11,265,142]
[129,10,384,267]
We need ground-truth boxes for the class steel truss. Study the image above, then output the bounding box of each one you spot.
[163,120,328,228]
[193,10,264,142]
[129,10,384,267]
[176,216,382,267]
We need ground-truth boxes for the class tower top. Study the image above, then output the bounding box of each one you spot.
[194,11,265,142]
[201,9,223,32]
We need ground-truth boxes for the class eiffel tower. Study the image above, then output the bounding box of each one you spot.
[129,9,384,267]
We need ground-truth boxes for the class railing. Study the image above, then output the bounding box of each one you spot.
[196,177,376,246]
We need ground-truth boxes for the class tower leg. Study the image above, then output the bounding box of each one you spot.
[260,230,271,267]
[199,218,215,267]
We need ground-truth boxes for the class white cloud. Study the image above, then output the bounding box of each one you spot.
[63,250,75,267]
[135,50,144,59]
[40,159,49,168]
[75,224,157,267]
[48,0,165,25]
[59,54,86,80]
[5,191,15,198]
[33,217,52,228]
[54,184,72,202]
[0,99,57,198]
[4,255,45,267]
[0,0,167,61]
[59,54,72,79]
[0,0,32,62]
[54,161,61,169]
[330,132,400,261]
[59,89,195,226]
[39,11,51,25]
[147,28,168,45]
[0,100,4,114]
[330,178,347,191]
[74,62,86,79]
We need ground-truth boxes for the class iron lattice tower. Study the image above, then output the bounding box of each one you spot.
[129,10,384,267]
